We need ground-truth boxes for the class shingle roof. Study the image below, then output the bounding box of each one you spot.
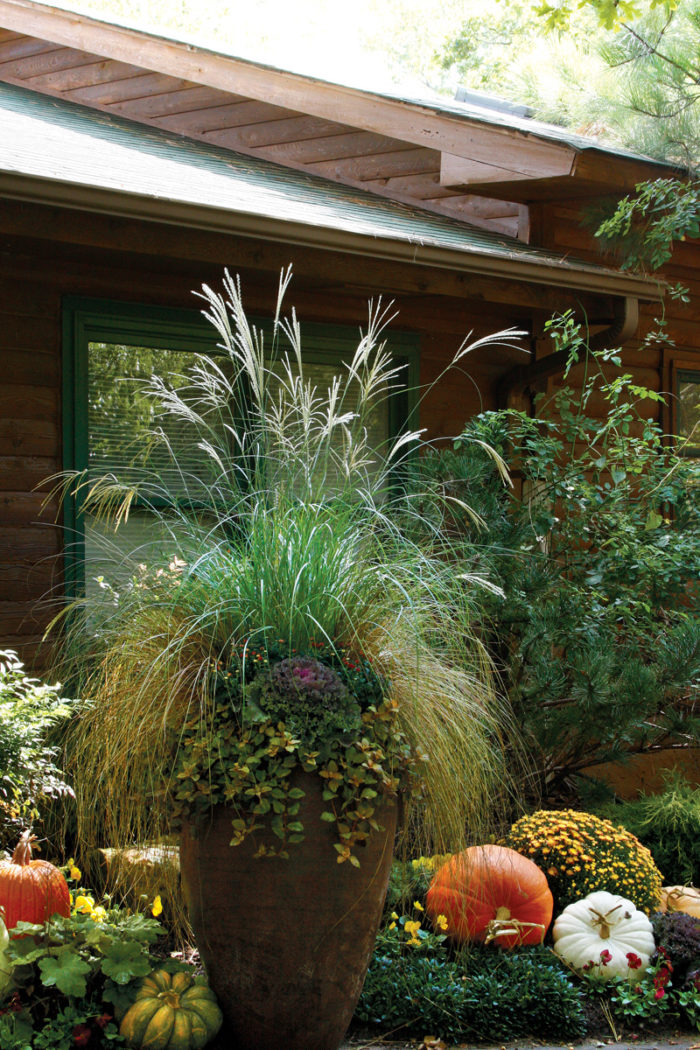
[0,81,659,297]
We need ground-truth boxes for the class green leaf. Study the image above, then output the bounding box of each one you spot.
[38,948,91,997]
[645,510,663,531]
[100,940,153,984]
[320,811,336,822]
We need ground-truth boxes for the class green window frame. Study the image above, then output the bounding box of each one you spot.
[676,368,700,457]
[62,296,419,599]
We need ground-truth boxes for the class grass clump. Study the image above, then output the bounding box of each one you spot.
[51,268,523,883]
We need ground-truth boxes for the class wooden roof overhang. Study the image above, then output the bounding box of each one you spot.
[0,81,661,320]
[0,0,678,243]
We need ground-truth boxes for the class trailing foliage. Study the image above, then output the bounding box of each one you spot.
[595,771,700,885]
[171,649,419,864]
[504,809,663,914]
[0,651,75,850]
[407,319,700,804]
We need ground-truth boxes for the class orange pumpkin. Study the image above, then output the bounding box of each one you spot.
[659,885,700,919]
[426,844,554,948]
[0,831,71,931]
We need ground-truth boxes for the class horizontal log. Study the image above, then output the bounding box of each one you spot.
[0,203,620,316]
[0,456,59,491]
[0,35,57,63]
[307,147,436,184]
[2,43,105,80]
[0,386,57,419]
[0,490,58,525]
[0,278,58,317]
[0,524,62,558]
[0,636,51,669]
[0,601,51,636]
[0,314,58,352]
[0,351,58,388]
[110,84,241,120]
[63,68,192,105]
[0,416,58,457]
[0,561,61,603]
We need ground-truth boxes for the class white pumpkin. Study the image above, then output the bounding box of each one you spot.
[0,913,12,1001]
[553,890,655,979]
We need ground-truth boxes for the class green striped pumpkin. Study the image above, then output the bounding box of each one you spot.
[120,970,223,1050]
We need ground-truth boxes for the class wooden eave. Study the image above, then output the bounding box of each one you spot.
[0,0,675,240]
[0,81,662,307]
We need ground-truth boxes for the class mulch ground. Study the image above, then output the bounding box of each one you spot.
[341,1026,700,1050]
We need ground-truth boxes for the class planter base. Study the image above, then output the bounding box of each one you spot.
[180,774,397,1050]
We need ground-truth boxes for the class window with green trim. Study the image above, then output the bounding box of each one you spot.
[677,369,700,456]
[63,297,419,599]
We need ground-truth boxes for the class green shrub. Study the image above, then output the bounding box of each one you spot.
[461,947,586,1041]
[596,772,700,885]
[0,650,75,850]
[355,917,586,1042]
[503,809,663,913]
[405,322,700,807]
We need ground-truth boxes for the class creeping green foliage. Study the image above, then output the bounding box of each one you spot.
[0,902,176,1048]
[171,680,418,865]
[356,920,586,1043]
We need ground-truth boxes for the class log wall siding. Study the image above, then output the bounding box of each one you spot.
[530,201,700,427]
[0,203,542,666]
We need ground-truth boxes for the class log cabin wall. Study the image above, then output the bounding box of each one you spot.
[529,199,700,429]
[0,199,542,667]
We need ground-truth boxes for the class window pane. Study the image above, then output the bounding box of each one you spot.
[678,370,700,456]
[88,342,226,500]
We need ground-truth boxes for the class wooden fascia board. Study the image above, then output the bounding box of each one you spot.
[440,142,678,200]
[0,169,662,303]
[0,0,586,169]
[440,147,576,188]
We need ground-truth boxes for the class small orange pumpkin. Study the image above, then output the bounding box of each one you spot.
[0,830,71,931]
[426,844,554,948]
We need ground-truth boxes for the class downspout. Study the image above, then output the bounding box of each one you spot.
[496,295,640,408]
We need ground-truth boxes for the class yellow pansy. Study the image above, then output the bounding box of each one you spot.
[66,858,82,882]
[435,914,449,931]
[151,895,163,917]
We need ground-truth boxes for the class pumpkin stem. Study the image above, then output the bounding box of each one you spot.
[484,918,545,945]
[11,831,37,867]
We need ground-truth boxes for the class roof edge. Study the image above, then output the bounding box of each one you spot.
[0,0,675,173]
[0,170,664,302]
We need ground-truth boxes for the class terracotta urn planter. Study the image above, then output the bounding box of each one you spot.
[179,772,397,1050]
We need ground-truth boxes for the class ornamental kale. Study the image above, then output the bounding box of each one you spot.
[248,656,362,747]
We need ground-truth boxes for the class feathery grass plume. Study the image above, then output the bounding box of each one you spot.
[53,267,526,891]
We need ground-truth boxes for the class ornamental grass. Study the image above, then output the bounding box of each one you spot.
[503,808,663,914]
[49,268,525,897]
